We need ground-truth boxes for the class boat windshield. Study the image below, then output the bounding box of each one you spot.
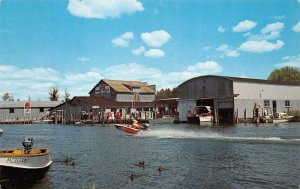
[196,106,210,114]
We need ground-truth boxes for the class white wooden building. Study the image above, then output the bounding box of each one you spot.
[178,75,300,123]
[0,101,61,122]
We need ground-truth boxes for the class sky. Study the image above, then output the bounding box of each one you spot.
[0,0,300,101]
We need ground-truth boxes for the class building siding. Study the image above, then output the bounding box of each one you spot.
[178,75,300,122]
[116,94,155,102]
[0,107,52,121]
[0,101,60,121]
[233,82,300,100]
[233,81,300,118]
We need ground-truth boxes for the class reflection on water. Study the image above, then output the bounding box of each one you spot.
[0,123,299,188]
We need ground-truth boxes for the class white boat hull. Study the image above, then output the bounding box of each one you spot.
[199,116,213,123]
[273,117,293,123]
[0,149,52,169]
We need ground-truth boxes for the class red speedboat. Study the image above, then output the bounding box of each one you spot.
[115,124,140,134]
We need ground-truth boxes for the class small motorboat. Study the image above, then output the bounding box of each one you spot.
[148,116,175,124]
[115,124,140,134]
[0,137,52,181]
[272,112,294,123]
[197,106,213,124]
[115,118,150,134]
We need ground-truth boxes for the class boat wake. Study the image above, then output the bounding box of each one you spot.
[137,129,300,144]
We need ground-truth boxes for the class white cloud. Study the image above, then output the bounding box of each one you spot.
[64,71,102,83]
[186,61,223,75]
[0,65,62,100]
[144,49,165,58]
[112,32,134,47]
[244,31,280,41]
[0,64,104,100]
[103,61,223,89]
[298,0,300,3]
[131,46,145,56]
[202,46,211,51]
[271,15,285,20]
[67,0,144,19]
[216,44,240,57]
[217,26,226,33]
[292,22,300,32]
[239,40,284,53]
[232,20,257,32]
[141,30,171,47]
[0,60,224,100]
[244,22,284,41]
[261,22,284,34]
[104,63,161,82]
[76,56,90,62]
[0,65,60,81]
[276,53,300,68]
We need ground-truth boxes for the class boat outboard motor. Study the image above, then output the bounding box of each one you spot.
[22,137,34,153]
[141,123,149,130]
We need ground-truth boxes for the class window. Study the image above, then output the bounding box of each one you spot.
[39,107,44,112]
[285,100,290,107]
[9,108,14,113]
[264,100,270,107]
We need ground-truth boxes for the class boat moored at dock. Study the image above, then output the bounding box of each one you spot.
[148,116,175,124]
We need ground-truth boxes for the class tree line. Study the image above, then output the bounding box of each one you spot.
[1,87,71,102]
[2,66,300,101]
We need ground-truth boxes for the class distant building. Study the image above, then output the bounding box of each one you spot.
[0,101,61,122]
[89,79,156,102]
[153,98,179,120]
[178,75,300,123]
[51,79,156,123]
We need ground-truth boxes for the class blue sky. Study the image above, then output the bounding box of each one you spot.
[0,0,300,100]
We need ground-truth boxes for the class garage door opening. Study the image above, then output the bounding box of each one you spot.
[218,108,234,124]
[197,99,214,107]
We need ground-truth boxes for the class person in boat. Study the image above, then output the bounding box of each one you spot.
[116,111,121,123]
[131,117,141,129]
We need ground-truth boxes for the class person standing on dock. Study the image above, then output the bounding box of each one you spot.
[253,102,260,124]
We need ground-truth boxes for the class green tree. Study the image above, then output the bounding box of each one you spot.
[268,66,300,82]
[155,87,179,100]
[64,89,71,102]
[49,87,59,101]
[2,93,14,101]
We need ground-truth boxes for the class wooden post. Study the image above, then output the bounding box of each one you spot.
[236,109,239,123]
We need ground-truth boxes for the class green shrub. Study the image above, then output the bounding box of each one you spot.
[287,110,300,116]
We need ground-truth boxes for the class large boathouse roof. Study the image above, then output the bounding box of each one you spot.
[89,79,156,94]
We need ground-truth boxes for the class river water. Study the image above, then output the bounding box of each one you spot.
[0,123,299,189]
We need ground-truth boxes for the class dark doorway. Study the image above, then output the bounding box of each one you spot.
[197,99,214,106]
[272,101,277,113]
[218,108,234,124]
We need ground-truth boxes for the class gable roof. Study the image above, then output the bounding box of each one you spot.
[89,79,156,94]
[178,75,300,87]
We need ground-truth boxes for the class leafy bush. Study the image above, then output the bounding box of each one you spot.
[287,110,300,116]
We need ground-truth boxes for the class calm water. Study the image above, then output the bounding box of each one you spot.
[0,123,299,189]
